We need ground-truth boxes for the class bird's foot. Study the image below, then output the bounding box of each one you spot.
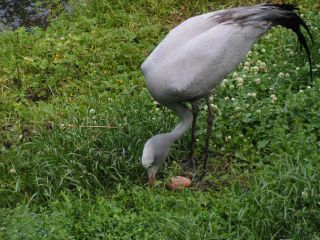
[180,156,197,170]
[199,168,207,181]
[190,156,197,173]
[179,157,198,179]
[191,171,203,183]
[192,179,220,191]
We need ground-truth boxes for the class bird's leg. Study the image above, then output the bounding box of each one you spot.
[188,101,199,173]
[200,96,214,180]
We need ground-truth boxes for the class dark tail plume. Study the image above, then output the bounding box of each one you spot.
[263,3,313,78]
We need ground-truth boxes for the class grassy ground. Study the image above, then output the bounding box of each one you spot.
[1,0,320,239]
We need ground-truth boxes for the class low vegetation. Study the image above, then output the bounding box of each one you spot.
[0,0,320,239]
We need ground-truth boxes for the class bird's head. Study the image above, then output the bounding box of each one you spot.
[141,134,171,187]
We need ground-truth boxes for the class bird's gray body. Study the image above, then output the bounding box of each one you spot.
[141,4,312,182]
[141,5,272,105]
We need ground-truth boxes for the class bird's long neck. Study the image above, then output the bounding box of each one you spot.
[163,102,193,144]
[142,102,192,170]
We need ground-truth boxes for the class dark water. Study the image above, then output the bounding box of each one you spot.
[0,0,70,31]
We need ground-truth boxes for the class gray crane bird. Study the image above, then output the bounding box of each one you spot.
[141,4,312,187]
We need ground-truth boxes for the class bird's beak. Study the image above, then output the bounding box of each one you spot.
[149,174,155,188]
[147,167,156,188]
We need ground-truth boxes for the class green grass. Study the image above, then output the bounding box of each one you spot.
[1,0,320,239]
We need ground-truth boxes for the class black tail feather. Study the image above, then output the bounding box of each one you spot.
[264,4,313,79]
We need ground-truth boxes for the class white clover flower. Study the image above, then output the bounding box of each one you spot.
[285,73,290,78]
[302,190,308,199]
[299,89,304,93]
[211,104,218,110]
[204,105,208,111]
[271,94,277,102]
[220,79,228,87]
[243,66,249,71]
[210,96,214,101]
[247,50,252,57]
[231,97,236,102]
[247,92,256,97]
[232,72,239,78]
[225,135,232,141]
[256,109,261,114]
[108,97,112,101]
[89,108,95,114]
[224,96,230,101]
[278,72,285,78]
[242,74,247,79]
[229,84,235,89]
[296,67,300,70]
[307,86,311,89]
[259,62,267,71]
[261,48,266,53]
[244,61,250,67]
[235,106,241,111]
[253,66,259,72]
[254,78,261,84]
[273,64,277,67]
[236,77,244,87]
[9,168,16,174]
